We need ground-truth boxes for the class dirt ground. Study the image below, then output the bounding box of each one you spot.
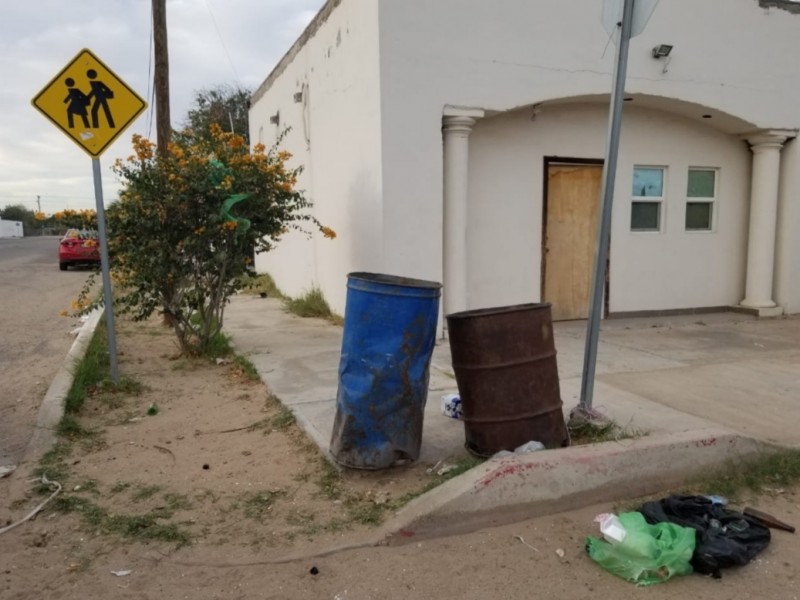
[2,308,800,599]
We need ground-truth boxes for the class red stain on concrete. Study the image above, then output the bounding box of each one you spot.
[477,461,539,488]
[398,528,415,538]
[696,437,718,447]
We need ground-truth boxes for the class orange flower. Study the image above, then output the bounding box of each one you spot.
[229,136,245,149]
[220,175,234,190]
[209,123,224,138]
[321,226,337,240]
[132,134,155,161]
[168,142,185,159]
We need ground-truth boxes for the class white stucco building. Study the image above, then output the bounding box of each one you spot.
[250,0,800,323]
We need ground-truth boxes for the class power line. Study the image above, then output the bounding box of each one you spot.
[204,0,241,84]
[148,78,157,140]
[1,194,118,209]
[0,194,93,201]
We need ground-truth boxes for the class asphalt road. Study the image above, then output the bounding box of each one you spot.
[0,236,92,467]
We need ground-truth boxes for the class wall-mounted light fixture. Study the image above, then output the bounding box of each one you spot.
[651,44,673,73]
[293,91,303,103]
[651,44,673,59]
[269,111,280,125]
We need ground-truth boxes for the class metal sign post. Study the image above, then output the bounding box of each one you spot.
[32,48,147,385]
[92,159,119,383]
[578,0,636,414]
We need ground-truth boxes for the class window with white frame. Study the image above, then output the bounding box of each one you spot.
[631,166,665,232]
[685,168,716,231]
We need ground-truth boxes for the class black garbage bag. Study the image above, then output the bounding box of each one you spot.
[639,495,771,578]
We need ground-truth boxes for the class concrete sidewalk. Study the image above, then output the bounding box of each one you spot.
[224,296,800,539]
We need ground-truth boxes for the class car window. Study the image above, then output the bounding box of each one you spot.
[64,229,98,240]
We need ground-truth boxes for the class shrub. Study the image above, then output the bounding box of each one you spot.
[82,126,334,356]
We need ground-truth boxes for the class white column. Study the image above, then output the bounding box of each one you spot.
[442,110,481,319]
[740,130,791,309]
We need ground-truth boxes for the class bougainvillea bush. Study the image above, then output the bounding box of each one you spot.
[94,125,333,355]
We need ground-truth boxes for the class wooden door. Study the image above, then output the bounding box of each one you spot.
[543,164,603,321]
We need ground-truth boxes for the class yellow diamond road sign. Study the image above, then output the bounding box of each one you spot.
[32,48,146,158]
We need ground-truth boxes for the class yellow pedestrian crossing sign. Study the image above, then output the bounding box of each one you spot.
[32,48,147,158]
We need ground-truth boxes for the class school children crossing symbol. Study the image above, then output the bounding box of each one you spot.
[32,48,146,158]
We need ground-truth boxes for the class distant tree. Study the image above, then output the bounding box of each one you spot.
[52,208,97,231]
[0,204,37,235]
[184,84,252,143]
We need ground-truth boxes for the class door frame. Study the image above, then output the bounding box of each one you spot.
[541,156,609,318]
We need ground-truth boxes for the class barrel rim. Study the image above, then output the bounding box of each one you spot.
[348,272,442,290]
[446,302,552,320]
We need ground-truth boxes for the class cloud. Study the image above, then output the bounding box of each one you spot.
[0,0,325,211]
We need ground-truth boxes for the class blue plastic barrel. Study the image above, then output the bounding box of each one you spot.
[329,272,442,469]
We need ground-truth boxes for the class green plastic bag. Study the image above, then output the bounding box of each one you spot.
[586,511,695,586]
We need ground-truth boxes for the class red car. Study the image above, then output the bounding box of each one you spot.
[58,229,100,271]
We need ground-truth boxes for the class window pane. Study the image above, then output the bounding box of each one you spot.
[631,201,660,231]
[688,169,715,198]
[632,167,663,197]
[686,202,712,230]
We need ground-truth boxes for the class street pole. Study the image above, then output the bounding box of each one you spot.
[92,159,119,383]
[153,0,171,156]
[577,0,635,414]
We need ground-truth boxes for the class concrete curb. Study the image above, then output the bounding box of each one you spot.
[380,429,774,545]
[23,308,104,464]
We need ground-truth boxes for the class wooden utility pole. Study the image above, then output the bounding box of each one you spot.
[152,0,171,156]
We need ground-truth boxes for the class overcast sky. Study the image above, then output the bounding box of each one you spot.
[0,0,325,213]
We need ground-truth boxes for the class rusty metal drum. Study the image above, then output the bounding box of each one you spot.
[446,303,569,457]
[330,273,442,469]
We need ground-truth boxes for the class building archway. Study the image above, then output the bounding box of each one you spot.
[444,95,795,317]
